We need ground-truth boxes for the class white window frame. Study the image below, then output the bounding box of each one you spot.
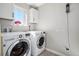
[13,4,28,26]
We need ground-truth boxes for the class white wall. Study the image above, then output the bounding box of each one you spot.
[36,3,70,55]
[68,3,79,55]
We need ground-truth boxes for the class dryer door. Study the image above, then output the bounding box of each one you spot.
[6,39,30,56]
[37,35,45,49]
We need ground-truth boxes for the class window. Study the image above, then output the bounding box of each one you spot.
[13,5,27,26]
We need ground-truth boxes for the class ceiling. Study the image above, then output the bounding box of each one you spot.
[27,3,44,7]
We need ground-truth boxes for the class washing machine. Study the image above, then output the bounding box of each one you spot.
[1,32,31,56]
[28,31,46,56]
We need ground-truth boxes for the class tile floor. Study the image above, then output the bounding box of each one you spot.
[39,50,59,56]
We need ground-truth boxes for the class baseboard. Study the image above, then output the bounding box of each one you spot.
[45,48,66,56]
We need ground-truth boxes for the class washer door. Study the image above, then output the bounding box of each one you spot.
[7,39,30,56]
[37,36,45,49]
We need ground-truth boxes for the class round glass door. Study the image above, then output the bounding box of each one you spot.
[37,36,45,49]
[10,41,29,56]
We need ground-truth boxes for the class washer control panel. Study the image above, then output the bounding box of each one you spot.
[19,34,23,38]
